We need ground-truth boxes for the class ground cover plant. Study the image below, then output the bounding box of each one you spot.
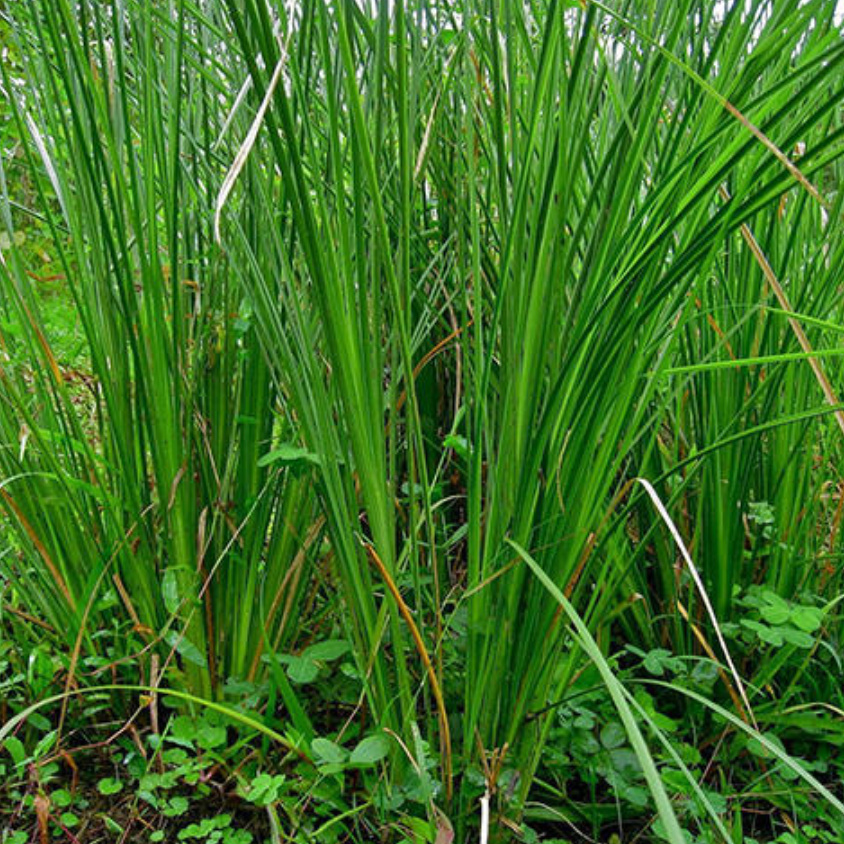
[2,0,844,841]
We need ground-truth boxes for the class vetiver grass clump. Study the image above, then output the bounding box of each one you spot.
[2,2,844,842]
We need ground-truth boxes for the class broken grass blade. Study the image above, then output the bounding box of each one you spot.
[214,36,289,243]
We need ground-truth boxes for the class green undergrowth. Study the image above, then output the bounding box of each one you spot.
[3,578,844,842]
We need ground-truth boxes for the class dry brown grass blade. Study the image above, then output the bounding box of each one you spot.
[720,185,844,438]
[694,297,736,359]
[1,603,56,632]
[395,319,473,415]
[363,540,453,802]
[22,299,63,385]
[247,515,326,680]
[591,2,828,211]
[112,573,144,631]
[34,792,50,844]
[722,103,826,208]
[0,488,75,611]
[676,599,749,723]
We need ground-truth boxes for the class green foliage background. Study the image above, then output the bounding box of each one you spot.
[2,2,844,842]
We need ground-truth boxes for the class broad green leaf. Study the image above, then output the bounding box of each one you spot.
[780,627,815,648]
[350,734,390,766]
[790,606,823,633]
[760,604,790,625]
[302,640,350,662]
[164,633,206,668]
[3,736,26,767]
[196,723,227,750]
[443,435,470,460]
[747,732,786,760]
[311,737,347,766]
[741,619,784,646]
[51,789,72,808]
[258,444,321,469]
[32,729,57,760]
[162,796,189,817]
[161,569,182,616]
[60,812,80,828]
[97,777,123,796]
[169,715,197,748]
[286,656,319,685]
[600,723,626,750]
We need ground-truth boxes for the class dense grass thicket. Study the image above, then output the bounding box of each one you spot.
[2,1,844,842]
